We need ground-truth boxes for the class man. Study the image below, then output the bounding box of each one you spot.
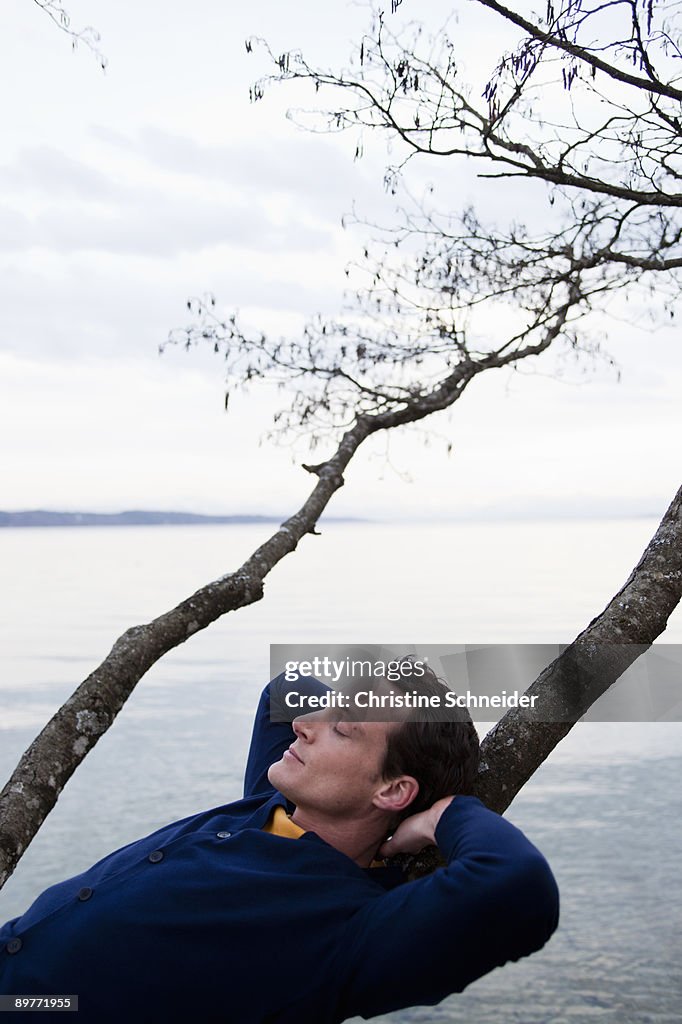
[0,672,559,1022]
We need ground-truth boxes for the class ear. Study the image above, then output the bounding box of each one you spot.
[372,775,419,815]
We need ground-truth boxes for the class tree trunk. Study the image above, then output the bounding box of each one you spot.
[404,484,682,878]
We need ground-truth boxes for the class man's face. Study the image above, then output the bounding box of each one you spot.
[268,711,397,819]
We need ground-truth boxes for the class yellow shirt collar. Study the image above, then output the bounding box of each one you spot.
[263,805,384,868]
[263,805,306,839]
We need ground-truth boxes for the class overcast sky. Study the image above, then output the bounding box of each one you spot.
[1,0,680,521]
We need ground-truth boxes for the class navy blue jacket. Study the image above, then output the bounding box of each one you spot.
[0,675,559,1022]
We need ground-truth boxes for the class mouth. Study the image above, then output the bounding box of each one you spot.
[284,745,304,765]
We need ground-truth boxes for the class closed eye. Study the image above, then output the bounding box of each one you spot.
[332,723,350,738]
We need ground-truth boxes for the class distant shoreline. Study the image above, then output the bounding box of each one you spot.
[0,509,662,528]
[0,510,365,528]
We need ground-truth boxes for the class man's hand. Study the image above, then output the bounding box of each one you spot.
[378,796,455,858]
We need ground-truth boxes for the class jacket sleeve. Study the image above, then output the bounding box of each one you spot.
[242,672,329,798]
[338,795,560,1020]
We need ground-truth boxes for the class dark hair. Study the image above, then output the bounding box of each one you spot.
[381,663,480,819]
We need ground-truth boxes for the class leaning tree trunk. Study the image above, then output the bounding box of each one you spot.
[0,324,580,891]
[476,483,682,812]
[401,484,682,879]
[0,416,365,892]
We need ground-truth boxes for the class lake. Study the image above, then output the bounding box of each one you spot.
[0,520,681,1022]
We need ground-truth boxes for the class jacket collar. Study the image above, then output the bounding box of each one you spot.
[242,791,405,887]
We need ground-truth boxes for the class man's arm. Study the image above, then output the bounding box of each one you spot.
[242,672,328,797]
[377,795,458,857]
[337,796,559,1020]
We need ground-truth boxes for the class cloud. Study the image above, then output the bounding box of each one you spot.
[0,245,348,363]
[34,191,331,257]
[89,124,384,217]
[0,135,361,362]
[0,146,113,200]
[0,152,334,257]
[0,205,33,250]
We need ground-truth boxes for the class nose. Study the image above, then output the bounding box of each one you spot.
[292,712,321,740]
[292,716,310,741]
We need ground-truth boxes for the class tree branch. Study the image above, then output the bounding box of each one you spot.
[31,0,106,68]
[3,326,563,889]
[472,0,682,102]
[0,261,591,889]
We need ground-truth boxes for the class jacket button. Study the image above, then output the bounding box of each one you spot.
[6,938,23,954]
[216,832,231,839]
[78,887,93,901]
[148,850,164,863]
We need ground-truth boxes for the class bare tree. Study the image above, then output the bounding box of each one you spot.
[239,0,682,420]
[2,0,681,889]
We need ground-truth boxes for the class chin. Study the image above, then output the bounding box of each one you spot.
[268,759,294,799]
